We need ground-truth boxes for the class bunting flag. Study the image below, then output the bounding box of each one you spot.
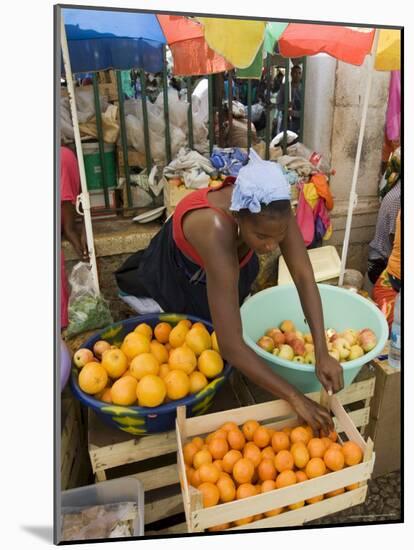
[278,24,375,65]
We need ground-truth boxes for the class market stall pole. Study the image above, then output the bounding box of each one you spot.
[60,13,100,293]
[338,30,380,286]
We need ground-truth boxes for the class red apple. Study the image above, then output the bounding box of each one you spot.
[73,348,94,368]
[291,339,305,357]
[257,336,275,353]
[280,320,296,333]
[284,332,297,346]
[93,340,111,359]
[358,329,377,352]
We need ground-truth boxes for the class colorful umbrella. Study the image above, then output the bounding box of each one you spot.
[63,8,232,76]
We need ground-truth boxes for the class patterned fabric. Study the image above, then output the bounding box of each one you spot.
[379,147,401,199]
[369,181,400,261]
[372,269,397,329]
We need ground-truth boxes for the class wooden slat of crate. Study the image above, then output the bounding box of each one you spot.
[228,486,368,530]
[177,390,375,532]
[145,493,184,525]
[146,522,188,535]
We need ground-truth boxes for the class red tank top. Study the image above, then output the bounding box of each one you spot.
[172,177,254,269]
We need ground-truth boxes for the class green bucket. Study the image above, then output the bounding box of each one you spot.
[240,284,389,393]
[82,142,117,191]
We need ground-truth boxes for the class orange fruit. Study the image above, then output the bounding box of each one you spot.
[253,426,271,449]
[271,431,290,453]
[164,369,190,400]
[305,457,327,479]
[233,458,255,484]
[211,429,227,440]
[198,350,224,378]
[304,425,314,439]
[130,353,159,380]
[274,450,294,473]
[190,468,201,488]
[236,483,257,500]
[308,438,327,459]
[159,364,170,379]
[208,437,229,460]
[101,348,128,379]
[178,319,192,329]
[110,375,138,406]
[261,479,276,493]
[198,463,221,484]
[208,523,230,532]
[185,465,194,480]
[282,426,292,436]
[234,517,253,526]
[326,487,345,498]
[192,322,206,330]
[192,436,204,450]
[222,450,242,473]
[257,458,276,481]
[213,459,223,472]
[243,442,262,467]
[220,421,239,432]
[218,471,232,481]
[253,514,264,522]
[320,429,338,442]
[342,441,363,466]
[328,442,343,452]
[193,449,213,469]
[154,322,172,344]
[242,420,260,441]
[345,482,360,491]
[168,346,197,375]
[121,332,151,361]
[211,331,220,353]
[227,429,246,451]
[321,436,333,450]
[189,371,208,394]
[275,470,296,489]
[261,446,276,460]
[288,501,305,510]
[79,362,108,395]
[306,494,324,505]
[217,476,236,503]
[324,447,345,471]
[121,369,133,378]
[169,323,190,348]
[290,426,311,446]
[185,327,212,356]
[198,482,220,508]
[291,443,310,469]
[295,470,308,483]
[183,442,199,466]
[100,387,113,404]
[136,374,166,407]
[149,340,169,365]
[134,323,153,341]
[265,507,284,518]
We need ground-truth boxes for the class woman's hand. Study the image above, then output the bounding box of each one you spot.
[315,353,344,395]
[290,393,334,436]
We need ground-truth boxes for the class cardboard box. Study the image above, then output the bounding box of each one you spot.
[366,359,401,477]
[163,178,196,217]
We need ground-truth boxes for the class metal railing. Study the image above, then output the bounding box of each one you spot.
[66,57,305,217]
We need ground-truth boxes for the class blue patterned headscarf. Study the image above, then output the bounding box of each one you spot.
[230,149,290,213]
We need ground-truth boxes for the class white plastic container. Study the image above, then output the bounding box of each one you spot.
[61,477,144,539]
[278,245,341,285]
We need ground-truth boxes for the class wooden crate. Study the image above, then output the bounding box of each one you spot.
[366,359,401,477]
[116,148,147,177]
[61,392,90,491]
[86,378,243,535]
[61,81,118,102]
[163,179,195,217]
[176,382,376,533]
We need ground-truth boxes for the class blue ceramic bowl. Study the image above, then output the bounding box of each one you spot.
[70,313,232,434]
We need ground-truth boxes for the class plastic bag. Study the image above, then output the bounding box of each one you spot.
[66,262,113,338]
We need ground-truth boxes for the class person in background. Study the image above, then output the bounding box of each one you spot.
[276,64,303,134]
[272,69,284,94]
[61,145,88,329]
[367,180,401,285]
[116,150,343,434]
[372,210,401,328]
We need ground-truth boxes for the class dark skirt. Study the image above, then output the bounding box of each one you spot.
[115,218,259,321]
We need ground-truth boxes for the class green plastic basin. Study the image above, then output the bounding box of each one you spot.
[240,284,389,393]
